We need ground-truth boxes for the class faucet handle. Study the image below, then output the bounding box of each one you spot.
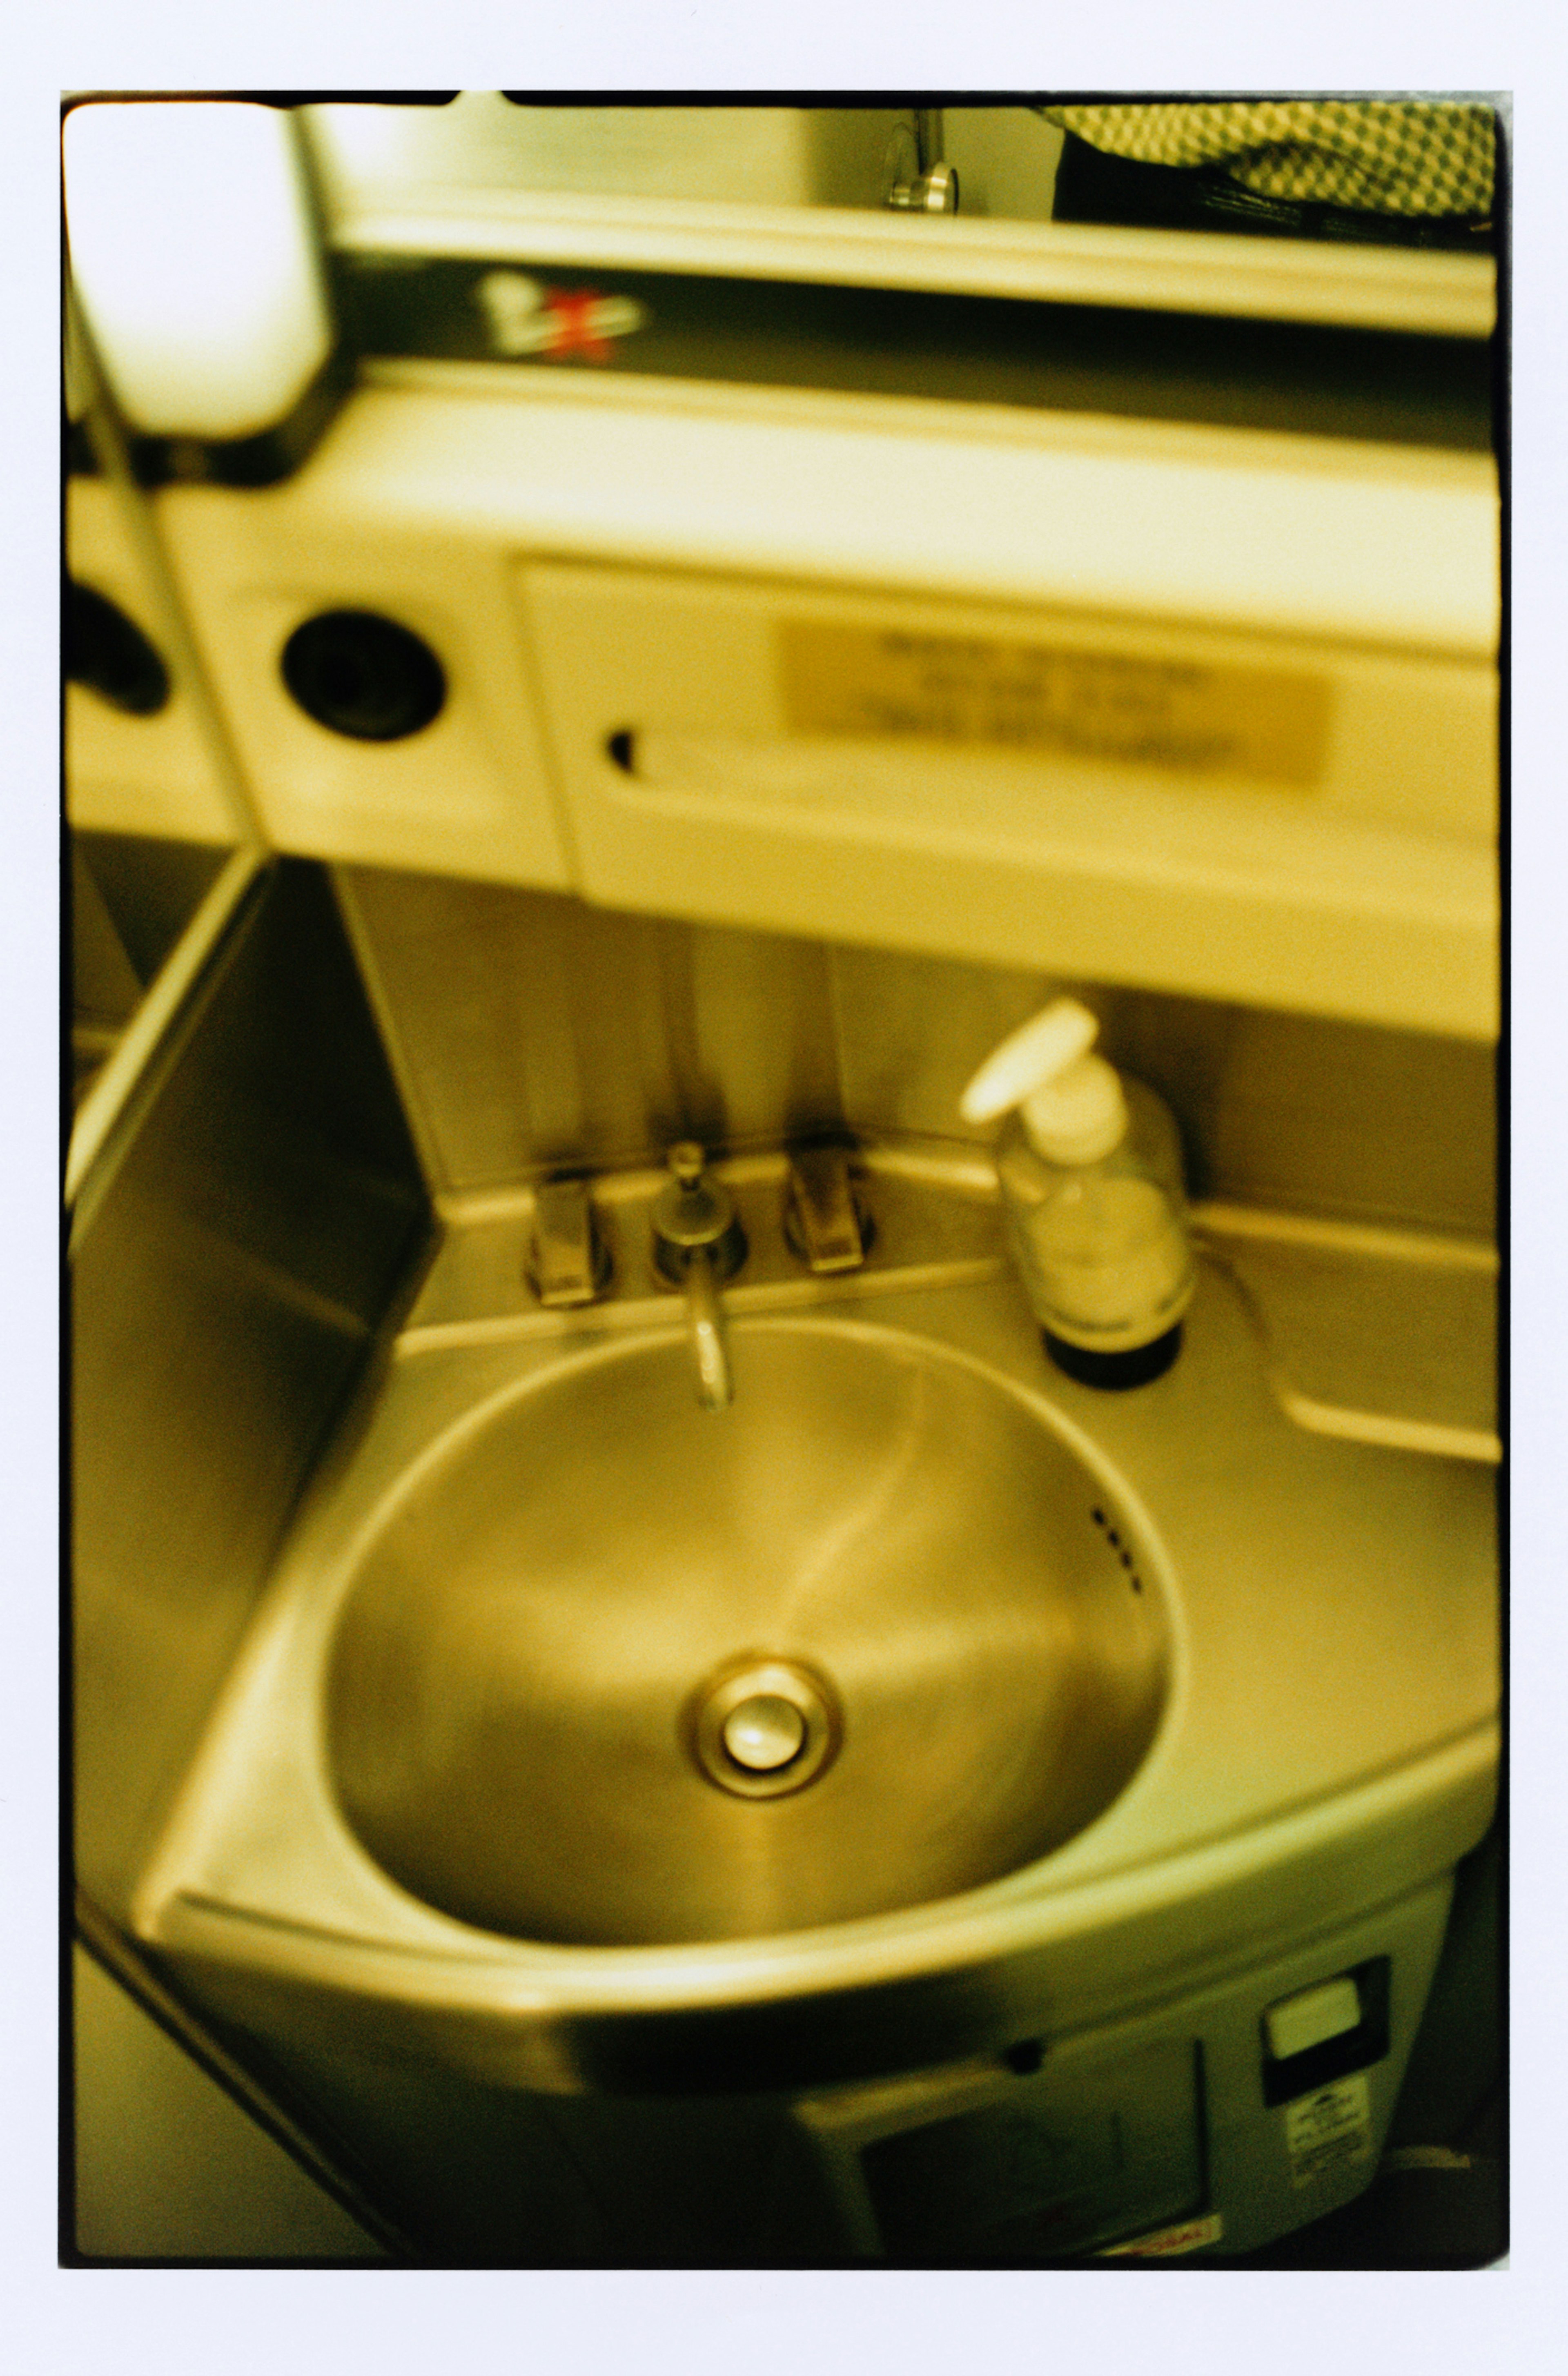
[652,1143,747,1282]
[668,1141,708,1193]
[785,1146,871,1276]
[655,1143,731,1243]
[527,1176,610,1308]
[520,1178,606,1312]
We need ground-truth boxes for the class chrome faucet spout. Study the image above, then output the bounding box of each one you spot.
[683,1245,733,1411]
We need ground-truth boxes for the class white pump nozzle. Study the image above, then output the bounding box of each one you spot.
[960,998,1128,1166]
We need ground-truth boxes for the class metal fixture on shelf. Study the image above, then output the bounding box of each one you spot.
[886,159,959,213]
[884,110,959,213]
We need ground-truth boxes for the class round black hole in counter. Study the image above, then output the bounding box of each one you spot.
[66,583,170,716]
[281,610,446,741]
[1002,2039,1045,2076]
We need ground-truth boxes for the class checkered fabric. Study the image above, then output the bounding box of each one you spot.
[1045,101,1495,217]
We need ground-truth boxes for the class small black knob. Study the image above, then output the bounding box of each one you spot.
[281,609,446,742]
[66,583,170,717]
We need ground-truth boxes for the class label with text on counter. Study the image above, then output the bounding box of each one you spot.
[778,620,1331,786]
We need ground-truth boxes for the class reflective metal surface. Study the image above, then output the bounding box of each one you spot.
[71,861,430,1919]
[335,866,1496,1241]
[886,162,960,216]
[307,100,912,216]
[326,1320,1168,1944]
[331,866,845,1196]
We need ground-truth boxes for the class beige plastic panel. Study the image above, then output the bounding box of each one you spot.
[523,563,1499,1039]
[66,478,238,843]
[231,385,1498,654]
[154,479,572,887]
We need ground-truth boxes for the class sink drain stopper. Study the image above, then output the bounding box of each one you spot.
[689,1658,840,1798]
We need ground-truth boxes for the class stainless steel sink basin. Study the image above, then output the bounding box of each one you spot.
[325,1320,1169,1947]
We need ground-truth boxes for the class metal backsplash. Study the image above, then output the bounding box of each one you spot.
[334,864,1494,1240]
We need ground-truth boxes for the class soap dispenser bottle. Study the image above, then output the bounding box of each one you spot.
[961,998,1194,1388]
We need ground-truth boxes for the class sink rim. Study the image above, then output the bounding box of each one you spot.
[143,1724,1499,2100]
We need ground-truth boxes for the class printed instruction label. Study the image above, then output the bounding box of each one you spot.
[1285,2072,1374,2189]
[778,621,1330,786]
[1098,2211,1224,2259]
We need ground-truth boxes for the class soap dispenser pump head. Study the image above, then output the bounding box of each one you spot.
[960,998,1128,1166]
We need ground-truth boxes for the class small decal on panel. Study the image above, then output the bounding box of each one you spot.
[1285,2072,1374,2189]
[1098,2211,1224,2258]
[476,269,648,362]
[777,621,1330,786]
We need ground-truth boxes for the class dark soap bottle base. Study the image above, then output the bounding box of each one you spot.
[1043,1323,1183,1390]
